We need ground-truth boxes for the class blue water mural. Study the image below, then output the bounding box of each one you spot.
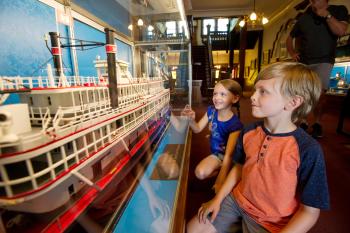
[74,20,106,76]
[0,0,56,76]
[59,24,74,76]
[74,0,131,36]
[73,20,133,76]
[116,39,133,74]
[113,121,188,233]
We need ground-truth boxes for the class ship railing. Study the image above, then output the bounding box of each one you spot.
[0,76,36,91]
[50,101,112,130]
[28,106,52,129]
[0,76,107,92]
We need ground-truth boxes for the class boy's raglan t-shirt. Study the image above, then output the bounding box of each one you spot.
[232,121,330,232]
[207,106,243,155]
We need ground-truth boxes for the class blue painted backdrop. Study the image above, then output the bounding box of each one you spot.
[74,0,131,37]
[0,0,56,76]
[0,0,133,103]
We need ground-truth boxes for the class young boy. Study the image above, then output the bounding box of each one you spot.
[187,62,330,233]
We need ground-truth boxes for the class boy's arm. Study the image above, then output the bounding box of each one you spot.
[189,113,208,133]
[213,131,241,193]
[280,204,320,233]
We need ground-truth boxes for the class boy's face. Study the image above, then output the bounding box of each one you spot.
[212,83,239,110]
[251,78,290,119]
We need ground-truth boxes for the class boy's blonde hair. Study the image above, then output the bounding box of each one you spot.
[218,79,242,97]
[256,62,321,122]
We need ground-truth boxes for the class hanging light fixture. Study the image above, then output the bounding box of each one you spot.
[137,18,144,26]
[239,0,268,28]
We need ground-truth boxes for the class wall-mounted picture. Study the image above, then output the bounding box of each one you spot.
[245,66,250,77]
[263,50,271,65]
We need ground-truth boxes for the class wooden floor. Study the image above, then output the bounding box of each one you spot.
[185,93,350,233]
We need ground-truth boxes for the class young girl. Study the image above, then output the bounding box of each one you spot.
[182,79,243,193]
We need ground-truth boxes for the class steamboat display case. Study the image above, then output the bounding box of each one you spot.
[0,0,192,232]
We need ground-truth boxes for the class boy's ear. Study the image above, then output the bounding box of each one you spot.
[284,95,304,111]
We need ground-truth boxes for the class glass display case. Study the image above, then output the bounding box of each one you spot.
[329,60,350,94]
[0,0,192,232]
[328,33,350,95]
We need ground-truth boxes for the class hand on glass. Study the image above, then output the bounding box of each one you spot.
[181,104,195,120]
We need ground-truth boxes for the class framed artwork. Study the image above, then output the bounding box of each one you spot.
[250,60,255,70]
[263,50,270,65]
[245,66,250,77]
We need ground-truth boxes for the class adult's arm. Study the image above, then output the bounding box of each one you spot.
[326,16,348,37]
[286,35,300,61]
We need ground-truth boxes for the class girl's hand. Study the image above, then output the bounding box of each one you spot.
[197,199,221,224]
[181,105,195,120]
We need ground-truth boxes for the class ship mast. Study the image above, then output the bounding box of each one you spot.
[104,28,118,108]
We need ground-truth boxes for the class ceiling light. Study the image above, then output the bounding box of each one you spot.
[239,0,268,28]
[137,18,144,26]
[148,25,154,31]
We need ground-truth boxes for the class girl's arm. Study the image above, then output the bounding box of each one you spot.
[213,130,240,193]
[279,204,320,233]
[189,112,209,133]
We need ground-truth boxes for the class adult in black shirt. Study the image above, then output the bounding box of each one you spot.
[286,0,348,138]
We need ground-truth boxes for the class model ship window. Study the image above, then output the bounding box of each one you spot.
[36,172,51,186]
[50,149,62,164]
[54,164,65,176]
[89,90,94,102]
[12,181,33,195]
[31,154,49,173]
[103,126,109,144]
[5,161,29,180]
[94,129,102,148]
[0,187,5,196]
[47,96,52,106]
[65,142,74,156]
[67,157,76,167]
[29,97,33,105]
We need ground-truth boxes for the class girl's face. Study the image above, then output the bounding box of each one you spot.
[212,83,239,110]
[250,78,289,119]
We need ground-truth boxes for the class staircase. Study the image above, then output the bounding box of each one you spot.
[192,45,212,97]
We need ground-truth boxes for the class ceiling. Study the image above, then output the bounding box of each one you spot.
[187,0,303,20]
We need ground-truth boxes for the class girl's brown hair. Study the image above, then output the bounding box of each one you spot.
[217,79,242,97]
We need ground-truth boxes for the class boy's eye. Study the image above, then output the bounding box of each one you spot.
[259,89,267,95]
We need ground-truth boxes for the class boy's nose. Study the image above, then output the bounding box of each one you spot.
[250,92,256,101]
